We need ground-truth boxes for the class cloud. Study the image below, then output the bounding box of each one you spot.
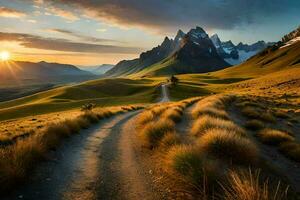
[41,0,300,33]
[0,6,27,18]
[47,6,79,21]
[46,28,118,43]
[0,32,142,54]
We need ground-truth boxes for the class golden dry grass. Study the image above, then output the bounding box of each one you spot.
[0,105,140,192]
[244,120,265,130]
[279,142,300,162]
[221,169,289,200]
[191,115,245,137]
[257,129,295,145]
[197,128,258,166]
[139,118,175,148]
[166,145,221,186]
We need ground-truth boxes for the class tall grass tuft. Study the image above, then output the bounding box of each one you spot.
[197,129,258,166]
[257,129,294,145]
[139,119,175,148]
[221,169,289,200]
[191,116,245,137]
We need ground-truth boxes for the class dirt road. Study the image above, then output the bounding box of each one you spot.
[4,84,171,200]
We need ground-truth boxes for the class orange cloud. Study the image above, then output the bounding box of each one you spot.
[0,7,26,18]
[47,6,79,21]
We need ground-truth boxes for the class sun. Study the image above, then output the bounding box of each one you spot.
[0,51,10,61]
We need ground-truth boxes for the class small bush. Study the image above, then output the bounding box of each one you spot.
[161,109,182,123]
[244,120,264,130]
[136,111,154,128]
[257,129,294,145]
[274,110,290,119]
[260,112,276,123]
[167,145,221,185]
[197,129,258,166]
[140,119,175,148]
[191,116,245,137]
[222,169,288,200]
[81,111,100,123]
[241,107,260,118]
[193,107,229,120]
[160,132,181,147]
[279,142,300,162]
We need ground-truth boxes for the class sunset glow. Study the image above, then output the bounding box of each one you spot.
[0,51,10,61]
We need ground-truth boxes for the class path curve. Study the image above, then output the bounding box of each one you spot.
[160,84,170,102]
[4,84,171,200]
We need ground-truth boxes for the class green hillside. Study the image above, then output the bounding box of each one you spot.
[0,78,161,121]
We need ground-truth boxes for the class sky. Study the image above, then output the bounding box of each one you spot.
[0,0,299,66]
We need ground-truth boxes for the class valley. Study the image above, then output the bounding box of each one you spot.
[0,2,299,198]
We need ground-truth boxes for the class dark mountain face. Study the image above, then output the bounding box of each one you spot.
[173,28,230,72]
[105,30,187,77]
[106,26,230,77]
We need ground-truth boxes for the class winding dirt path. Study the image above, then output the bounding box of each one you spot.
[3,84,171,200]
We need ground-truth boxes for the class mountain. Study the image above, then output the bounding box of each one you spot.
[106,27,230,77]
[82,64,115,75]
[212,26,300,78]
[0,61,95,83]
[210,34,274,65]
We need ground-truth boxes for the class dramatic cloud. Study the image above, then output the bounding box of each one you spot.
[0,32,142,54]
[0,6,27,18]
[41,0,300,33]
[47,28,119,43]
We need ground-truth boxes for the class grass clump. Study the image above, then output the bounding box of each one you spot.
[197,129,258,166]
[279,142,300,162]
[260,112,276,123]
[244,120,264,130]
[257,129,294,145]
[136,111,154,128]
[167,145,221,186]
[193,107,229,120]
[160,133,181,148]
[161,108,183,123]
[274,110,290,119]
[241,106,260,119]
[139,119,175,148]
[191,116,245,137]
[222,169,288,200]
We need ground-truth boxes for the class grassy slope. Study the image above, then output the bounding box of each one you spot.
[166,41,300,101]
[0,78,161,121]
[212,41,300,79]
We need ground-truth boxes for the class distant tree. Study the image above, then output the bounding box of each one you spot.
[170,75,179,85]
[81,103,96,112]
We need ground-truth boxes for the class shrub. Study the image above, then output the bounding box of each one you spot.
[139,119,175,148]
[191,116,245,137]
[257,129,294,145]
[160,132,181,147]
[221,169,288,200]
[197,129,258,166]
[161,109,182,123]
[274,110,289,119]
[136,111,154,128]
[260,112,276,123]
[193,107,229,120]
[81,111,100,123]
[167,145,221,186]
[244,120,264,130]
[279,142,300,162]
[241,107,260,118]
